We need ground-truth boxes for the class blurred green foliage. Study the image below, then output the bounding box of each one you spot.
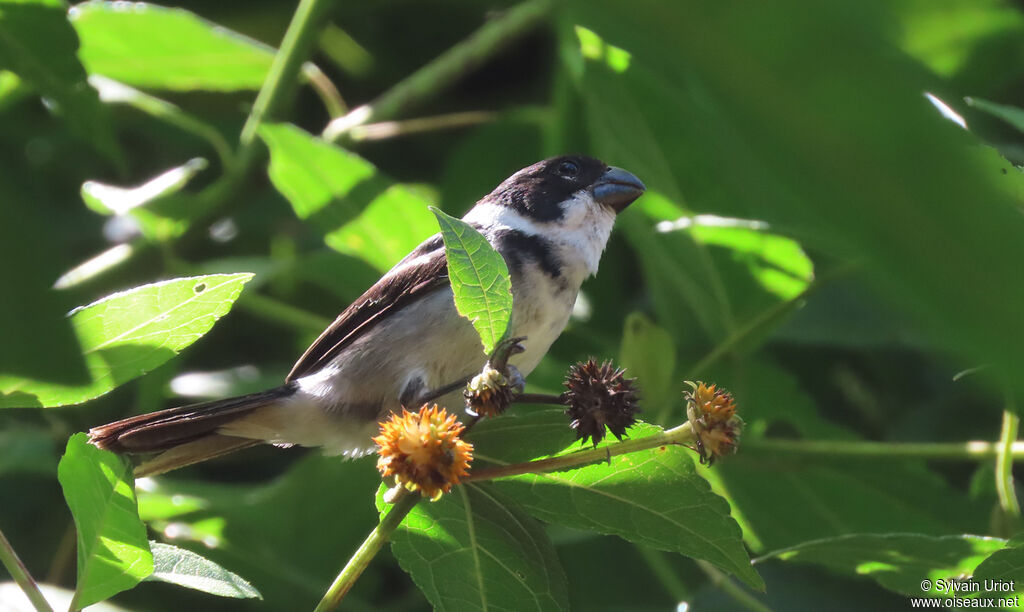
[3,0,1024,610]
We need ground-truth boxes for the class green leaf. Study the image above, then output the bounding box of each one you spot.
[710,453,989,553]
[81,157,207,215]
[58,433,153,610]
[378,483,569,611]
[677,216,814,300]
[967,97,1024,135]
[757,533,1006,597]
[619,312,676,422]
[895,0,1024,81]
[78,157,208,243]
[0,425,57,476]
[0,273,253,407]
[260,122,438,271]
[467,406,577,465]
[136,490,206,522]
[146,542,261,599]
[431,208,513,355]
[484,423,764,590]
[567,0,1024,395]
[144,454,383,610]
[70,1,274,91]
[974,542,1024,589]
[0,0,120,160]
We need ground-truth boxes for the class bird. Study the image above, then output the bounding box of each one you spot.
[88,155,646,475]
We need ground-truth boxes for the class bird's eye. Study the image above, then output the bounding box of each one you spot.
[557,160,580,177]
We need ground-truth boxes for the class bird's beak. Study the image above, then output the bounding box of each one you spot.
[591,166,646,213]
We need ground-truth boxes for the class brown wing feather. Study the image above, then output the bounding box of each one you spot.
[286,243,448,382]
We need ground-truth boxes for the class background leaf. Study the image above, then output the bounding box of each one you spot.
[973,541,1024,598]
[0,0,120,160]
[260,122,438,271]
[432,207,513,355]
[70,1,274,91]
[58,433,153,610]
[567,0,1024,396]
[377,483,569,611]
[618,312,677,421]
[757,533,1006,597]
[0,273,253,407]
[146,542,261,599]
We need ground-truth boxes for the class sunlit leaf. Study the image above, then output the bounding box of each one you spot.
[662,215,814,300]
[58,433,153,610]
[432,208,513,355]
[136,488,206,522]
[757,533,1005,597]
[70,1,274,91]
[377,483,569,611]
[0,273,253,407]
[260,122,437,271]
[484,423,764,590]
[146,542,261,599]
[894,0,1024,79]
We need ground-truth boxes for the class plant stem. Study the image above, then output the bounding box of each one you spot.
[238,0,334,161]
[513,392,563,405]
[236,292,333,333]
[743,437,1024,460]
[322,0,553,141]
[997,405,1021,517]
[696,560,773,612]
[89,76,235,170]
[636,546,689,602]
[465,422,695,482]
[687,263,855,379]
[302,62,348,117]
[314,492,422,612]
[0,527,53,612]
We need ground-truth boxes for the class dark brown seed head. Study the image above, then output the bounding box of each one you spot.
[562,358,640,446]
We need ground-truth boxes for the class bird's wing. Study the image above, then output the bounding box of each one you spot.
[285,235,448,382]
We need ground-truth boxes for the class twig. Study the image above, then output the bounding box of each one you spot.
[997,402,1021,517]
[743,437,1024,460]
[89,76,234,170]
[464,422,695,482]
[696,560,773,612]
[686,263,855,379]
[0,527,53,612]
[346,111,497,141]
[636,546,690,602]
[513,392,562,405]
[416,374,475,406]
[236,292,333,333]
[302,62,348,118]
[323,0,553,141]
[313,491,421,612]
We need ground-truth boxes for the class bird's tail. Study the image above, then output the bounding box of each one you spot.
[88,385,296,476]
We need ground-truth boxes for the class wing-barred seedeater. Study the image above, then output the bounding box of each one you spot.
[89,156,646,474]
